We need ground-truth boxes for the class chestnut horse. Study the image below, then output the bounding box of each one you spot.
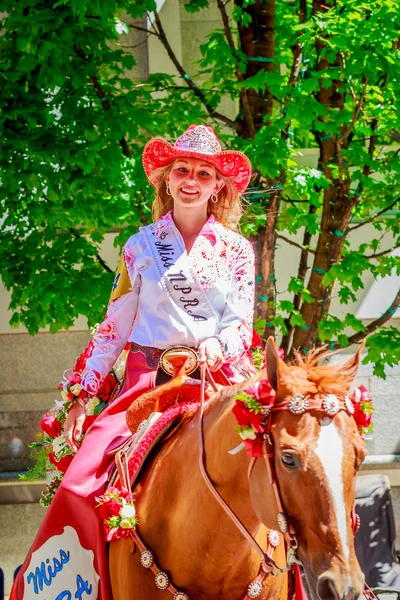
[109,339,367,600]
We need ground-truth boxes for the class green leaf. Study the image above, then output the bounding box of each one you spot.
[280,300,294,313]
[183,0,209,12]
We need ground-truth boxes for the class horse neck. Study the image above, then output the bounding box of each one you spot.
[137,390,273,592]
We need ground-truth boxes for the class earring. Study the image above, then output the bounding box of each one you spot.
[165,181,171,196]
[211,192,218,203]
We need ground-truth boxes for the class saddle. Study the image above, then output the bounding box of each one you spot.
[108,347,219,492]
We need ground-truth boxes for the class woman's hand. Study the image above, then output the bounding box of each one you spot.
[64,403,86,453]
[198,338,224,372]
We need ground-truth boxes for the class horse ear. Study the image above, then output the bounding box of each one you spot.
[340,341,365,382]
[266,337,290,391]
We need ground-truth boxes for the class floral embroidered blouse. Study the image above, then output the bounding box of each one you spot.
[81,211,255,395]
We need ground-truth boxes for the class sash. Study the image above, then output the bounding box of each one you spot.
[142,223,222,338]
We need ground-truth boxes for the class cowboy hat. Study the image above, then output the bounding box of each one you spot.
[142,124,252,193]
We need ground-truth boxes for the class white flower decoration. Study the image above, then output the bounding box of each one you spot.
[310,168,322,179]
[53,398,66,412]
[120,502,136,519]
[239,427,257,441]
[53,435,68,458]
[70,383,82,396]
[86,397,101,416]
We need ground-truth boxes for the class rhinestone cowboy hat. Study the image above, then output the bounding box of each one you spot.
[142,124,252,193]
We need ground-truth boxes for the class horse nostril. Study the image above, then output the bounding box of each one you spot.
[317,575,341,600]
[344,586,357,600]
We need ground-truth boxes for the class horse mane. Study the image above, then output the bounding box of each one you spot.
[273,346,358,398]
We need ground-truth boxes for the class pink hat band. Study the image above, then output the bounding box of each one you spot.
[142,125,252,193]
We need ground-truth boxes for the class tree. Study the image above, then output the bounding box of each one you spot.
[1,0,400,376]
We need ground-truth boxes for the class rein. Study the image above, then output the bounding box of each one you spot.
[197,363,299,599]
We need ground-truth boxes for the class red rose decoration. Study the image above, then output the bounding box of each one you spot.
[358,384,370,402]
[244,385,258,397]
[244,437,263,457]
[353,405,373,429]
[251,328,262,349]
[257,379,276,404]
[97,373,117,401]
[349,385,374,434]
[118,487,131,500]
[40,414,62,438]
[67,372,82,386]
[99,500,121,521]
[48,452,73,473]
[232,401,252,428]
[232,401,264,433]
[73,340,95,374]
[248,411,264,433]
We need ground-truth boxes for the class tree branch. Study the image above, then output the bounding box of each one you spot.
[364,242,400,259]
[216,0,236,50]
[276,233,316,255]
[68,228,113,273]
[152,12,235,128]
[348,197,400,231]
[335,285,400,348]
[337,77,369,141]
[127,23,158,36]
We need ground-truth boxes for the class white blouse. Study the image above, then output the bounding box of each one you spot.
[81,211,255,395]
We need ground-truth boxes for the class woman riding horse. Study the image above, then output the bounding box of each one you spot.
[10,124,256,600]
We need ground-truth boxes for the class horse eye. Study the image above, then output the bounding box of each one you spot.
[281,453,298,468]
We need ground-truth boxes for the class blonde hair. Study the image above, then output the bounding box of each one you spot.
[150,161,245,231]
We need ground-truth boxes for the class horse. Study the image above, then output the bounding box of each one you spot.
[109,338,367,600]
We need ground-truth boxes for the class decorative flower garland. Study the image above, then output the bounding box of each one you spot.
[232,379,277,457]
[350,384,374,436]
[26,336,129,507]
[232,378,374,458]
[95,486,138,542]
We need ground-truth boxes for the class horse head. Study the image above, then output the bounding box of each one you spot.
[249,339,366,600]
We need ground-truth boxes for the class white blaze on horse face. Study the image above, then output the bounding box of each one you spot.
[315,417,350,564]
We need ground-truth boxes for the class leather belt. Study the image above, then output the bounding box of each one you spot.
[130,342,163,369]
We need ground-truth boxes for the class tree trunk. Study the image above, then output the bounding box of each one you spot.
[291,0,353,354]
[235,0,275,137]
[236,0,277,337]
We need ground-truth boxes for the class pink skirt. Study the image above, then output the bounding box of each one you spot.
[10,350,254,600]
